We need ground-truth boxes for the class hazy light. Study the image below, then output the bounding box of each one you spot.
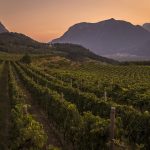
[0,0,149,42]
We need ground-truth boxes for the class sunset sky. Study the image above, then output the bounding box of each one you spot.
[0,0,150,42]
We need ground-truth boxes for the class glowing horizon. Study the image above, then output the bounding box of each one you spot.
[0,0,150,43]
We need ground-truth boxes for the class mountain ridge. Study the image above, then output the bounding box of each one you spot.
[0,22,9,33]
[0,32,51,53]
[0,31,117,64]
[52,18,150,59]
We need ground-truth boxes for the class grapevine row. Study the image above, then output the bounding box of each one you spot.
[16,62,150,148]
[13,62,110,150]
[29,65,150,111]
[8,62,48,149]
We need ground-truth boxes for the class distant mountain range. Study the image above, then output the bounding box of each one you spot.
[0,22,9,33]
[0,23,116,64]
[52,19,150,60]
[1,19,150,61]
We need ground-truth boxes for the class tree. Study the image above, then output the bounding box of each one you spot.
[20,53,32,64]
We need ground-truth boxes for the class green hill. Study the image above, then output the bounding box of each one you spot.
[0,32,118,64]
[52,43,118,64]
[0,32,51,53]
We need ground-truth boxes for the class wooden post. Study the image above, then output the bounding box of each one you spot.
[110,107,116,150]
[23,105,28,115]
[104,90,107,101]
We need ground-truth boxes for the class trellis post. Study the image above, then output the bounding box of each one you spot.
[110,107,116,150]
[104,90,107,101]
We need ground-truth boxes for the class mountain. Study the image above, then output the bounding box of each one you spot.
[0,22,51,53]
[0,32,51,53]
[52,19,150,59]
[52,43,118,64]
[0,32,117,64]
[143,23,150,32]
[0,22,8,33]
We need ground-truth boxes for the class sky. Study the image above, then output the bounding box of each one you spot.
[0,0,150,42]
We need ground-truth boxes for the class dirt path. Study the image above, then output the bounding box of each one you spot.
[0,63,10,150]
[13,66,65,149]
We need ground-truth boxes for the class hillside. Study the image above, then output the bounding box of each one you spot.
[52,43,118,64]
[0,22,8,33]
[0,31,117,64]
[52,18,150,60]
[0,32,51,53]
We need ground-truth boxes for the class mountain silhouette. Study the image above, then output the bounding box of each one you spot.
[0,22,9,33]
[0,32,51,53]
[52,19,150,59]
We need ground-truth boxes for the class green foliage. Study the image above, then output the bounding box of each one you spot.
[10,104,47,150]
[17,62,150,149]
[14,62,110,149]
[8,63,48,149]
[20,53,32,64]
[48,145,60,150]
[79,112,109,149]
[8,61,150,149]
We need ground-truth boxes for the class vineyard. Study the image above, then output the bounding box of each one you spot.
[0,57,150,150]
